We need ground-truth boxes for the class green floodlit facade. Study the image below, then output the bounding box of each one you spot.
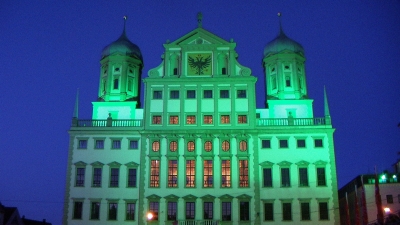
[64,17,339,225]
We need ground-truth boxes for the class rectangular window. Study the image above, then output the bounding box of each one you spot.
[152,116,162,124]
[186,202,195,219]
[92,168,102,187]
[204,160,213,187]
[238,115,247,124]
[149,202,159,221]
[317,168,326,186]
[221,115,230,124]
[281,168,290,187]
[129,140,138,149]
[168,116,178,125]
[297,139,306,148]
[299,168,309,187]
[237,90,246,98]
[153,90,162,99]
[239,160,249,187]
[315,139,323,147]
[112,140,121,149]
[264,203,273,221]
[279,139,288,148]
[203,115,213,124]
[78,140,87,149]
[263,168,272,187]
[110,168,119,187]
[282,202,292,220]
[387,195,393,204]
[126,203,135,220]
[240,202,249,221]
[168,160,178,187]
[150,160,160,187]
[301,202,310,220]
[186,160,195,187]
[95,140,104,149]
[167,202,177,221]
[204,202,213,219]
[187,90,196,99]
[75,168,85,187]
[204,90,212,98]
[73,201,83,219]
[170,90,179,99]
[221,160,231,187]
[221,202,231,221]
[108,203,118,220]
[319,202,329,220]
[186,115,196,124]
[127,168,137,187]
[220,90,229,98]
[90,202,100,220]
[261,139,271,148]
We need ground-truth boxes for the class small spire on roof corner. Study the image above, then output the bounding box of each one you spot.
[197,12,203,28]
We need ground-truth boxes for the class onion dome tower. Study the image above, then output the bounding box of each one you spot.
[262,13,308,102]
[98,16,143,104]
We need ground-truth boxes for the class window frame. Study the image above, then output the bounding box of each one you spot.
[237,90,247,98]
[220,90,229,99]
[203,90,213,98]
[170,90,179,99]
[153,90,162,99]
[187,90,196,99]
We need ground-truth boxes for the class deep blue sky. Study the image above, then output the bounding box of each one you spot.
[1,1,399,224]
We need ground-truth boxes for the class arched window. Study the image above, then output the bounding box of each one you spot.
[204,141,212,152]
[222,141,230,151]
[187,141,195,152]
[170,141,177,152]
[239,140,247,152]
[152,141,160,152]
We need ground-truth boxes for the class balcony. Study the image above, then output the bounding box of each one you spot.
[256,117,331,126]
[168,220,219,225]
[71,118,143,127]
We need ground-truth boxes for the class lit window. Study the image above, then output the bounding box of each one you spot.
[279,139,288,148]
[315,139,323,147]
[126,203,135,220]
[186,202,195,219]
[153,90,162,99]
[239,141,247,152]
[204,90,212,98]
[112,140,121,149]
[238,115,247,124]
[169,141,177,152]
[239,202,249,221]
[221,141,230,151]
[221,202,231,221]
[92,168,102,187]
[237,90,246,98]
[282,202,292,220]
[110,168,119,187]
[75,168,85,187]
[299,168,308,187]
[221,160,231,187]
[78,140,87,149]
[261,139,271,148]
[95,140,104,149]
[90,202,100,220]
[187,90,196,99]
[152,141,160,152]
[149,202,159,220]
[281,168,290,187]
[203,160,213,187]
[204,141,212,152]
[129,140,138,149]
[221,115,230,124]
[170,90,179,99]
[168,160,178,187]
[169,116,179,124]
[186,160,195,187]
[73,201,83,219]
[150,160,160,187]
[186,115,196,124]
[167,202,177,221]
[239,160,249,187]
[317,168,326,186]
[204,115,213,124]
[319,202,329,220]
[187,141,195,152]
[127,168,137,187]
[108,202,118,220]
[263,168,272,187]
[264,202,273,221]
[204,202,213,219]
[220,90,229,98]
[301,202,310,220]
[152,116,162,124]
[297,139,306,148]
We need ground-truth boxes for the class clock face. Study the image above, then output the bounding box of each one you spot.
[187,53,212,75]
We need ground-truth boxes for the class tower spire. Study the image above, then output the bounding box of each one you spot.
[197,12,203,28]
[73,88,79,118]
[122,15,127,36]
[277,12,284,35]
[324,86,332,124]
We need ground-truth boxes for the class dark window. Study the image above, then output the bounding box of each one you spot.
[108,203,118,220]
[204,90,212,98]
[315,139,323,147]
[282,202,292,220]
[92,168,102,187]
[170,90,179,99]
[173,68,178,75]
[95,140,104,149]
[221,202,231,221]
[319,202,329,220]
[317,168,326,186]
[301,202,310,220]
[75,168,85,187]
[78,140,87,149]
[262,140,271,148]
[279,139,288,148]
[167,202,177,221]
[297,139,306,148]
[90,202,100,220]
[186,202,195,219]
[237,90,246,98]
[149,202,159,220]
[110,168,119,187]
[256,113,260,118]
[128,168,137,187]
[126,203,135,220]
[281,168,290,187]
[129,140,138,149]
[187,90,196,99]
[153,90,162,99]
[73,201,83,219]
[204,202,213,219]
[387,195,393,204]
[240,202,249,221]
[264,203,273,221]
[220,90,229,98]
[112,140,121,149]
[113,79,119,89]
[263,168,272,187]
[222,67,226,74]
[299,168,308,187]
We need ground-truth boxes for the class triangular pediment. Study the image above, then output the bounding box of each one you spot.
[182,194,197,200]
[169,28,231,46]
[165,194,179,200]
[201,194,216,200]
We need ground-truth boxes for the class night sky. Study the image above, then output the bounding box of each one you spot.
[1,1,399,224]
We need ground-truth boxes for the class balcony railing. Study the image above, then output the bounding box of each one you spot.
[256,117,330,126]
[168,220,219,225]
[72,119,143,127]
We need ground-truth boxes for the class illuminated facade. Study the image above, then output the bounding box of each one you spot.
[63,16,339,225]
